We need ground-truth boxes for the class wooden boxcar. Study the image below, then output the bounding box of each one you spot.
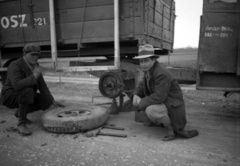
[0,0,175,61]
[197,0,240,92]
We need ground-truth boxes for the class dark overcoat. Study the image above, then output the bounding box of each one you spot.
[134,62,198,138]
[0,57,54,108]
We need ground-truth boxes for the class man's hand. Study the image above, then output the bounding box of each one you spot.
[133,95,141,107]
[52,100,65,108]
[33,65,42,78]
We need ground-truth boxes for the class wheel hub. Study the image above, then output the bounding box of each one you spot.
[99,72,124,98]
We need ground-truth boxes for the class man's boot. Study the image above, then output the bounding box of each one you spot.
[17,123,32,136]
[14,108,32,124]
[163,125,176,141]
[159,115,176,141]
[17,104,32,136]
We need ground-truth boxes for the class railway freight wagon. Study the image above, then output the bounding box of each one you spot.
[197,0,240,92]
[0,0,175,65]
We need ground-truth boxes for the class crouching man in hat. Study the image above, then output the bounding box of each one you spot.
[0,43,64,136]
[133,44,198,141]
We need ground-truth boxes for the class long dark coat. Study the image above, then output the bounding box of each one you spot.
[134,62,198,138]
[0,57,54,109]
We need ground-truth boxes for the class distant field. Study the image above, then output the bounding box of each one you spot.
[40,50,199,69]
[38,49,199,78]
[159,51,198,69]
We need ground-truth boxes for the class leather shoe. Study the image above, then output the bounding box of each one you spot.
[17,123,32,136]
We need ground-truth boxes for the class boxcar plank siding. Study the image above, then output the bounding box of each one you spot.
[155,0,164,14]
[154,12,163,26]
[59,23,82,40]
[143,0,173,45]
[147,35,172,50]
[163,29,173,42]
[56,3,140,24]
[1,25,50,43]
[0,1,21,16]
[147,7,154,22]
[32,0,49,12]
[0,0,175,52]
[163,6,171,19]
[23,26,50,42]
[120,17,143,36]
[83,21,114,38]
[1,29,23,43]
[146,21,163,39]
[163,0,174,7]
[57,6,114,23]
[6,0,48,14]
[59,17,143,41]
[144,21,173,44]
[55,0,130,9]
[56,0,112,9]
[163,17,170,30]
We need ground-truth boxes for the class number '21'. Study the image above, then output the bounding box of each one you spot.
[34,18,47,26]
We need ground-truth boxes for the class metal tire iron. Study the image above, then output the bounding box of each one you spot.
[85,124,127,138]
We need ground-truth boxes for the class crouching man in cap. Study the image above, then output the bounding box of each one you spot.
[0,43,64,136]
[133,44,198,141]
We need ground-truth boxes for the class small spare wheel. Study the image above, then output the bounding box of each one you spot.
[42,104,109,133]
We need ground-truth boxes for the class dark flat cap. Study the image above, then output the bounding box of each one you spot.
[23,43,41,54]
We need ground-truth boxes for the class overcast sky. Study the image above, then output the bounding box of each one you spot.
[173,0,203,48]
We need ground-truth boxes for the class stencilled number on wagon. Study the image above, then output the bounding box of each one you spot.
[34,18,47,26]
[0,14,27,29]
[0,14,47,29]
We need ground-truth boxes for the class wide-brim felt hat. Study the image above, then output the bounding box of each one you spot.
[133,44,159,59]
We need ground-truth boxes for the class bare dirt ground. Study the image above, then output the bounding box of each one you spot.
[0,52,240,166]
[0,81,239,166]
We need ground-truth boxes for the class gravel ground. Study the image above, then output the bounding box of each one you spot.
[0,80,239,166]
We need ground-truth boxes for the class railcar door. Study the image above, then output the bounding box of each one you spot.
[197,0,240,92]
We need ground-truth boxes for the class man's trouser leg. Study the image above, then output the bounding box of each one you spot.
[17,89,53,122]
[3,88,53,122]
[1,88,35,125]
[145,104,170,126]
[145,104,175,140]
[34,93,53,111]
[17,88,35,126]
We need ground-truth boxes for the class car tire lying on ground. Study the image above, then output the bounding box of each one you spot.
[42,104,109,133]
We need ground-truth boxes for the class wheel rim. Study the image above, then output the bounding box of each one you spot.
[57,109,91,118]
